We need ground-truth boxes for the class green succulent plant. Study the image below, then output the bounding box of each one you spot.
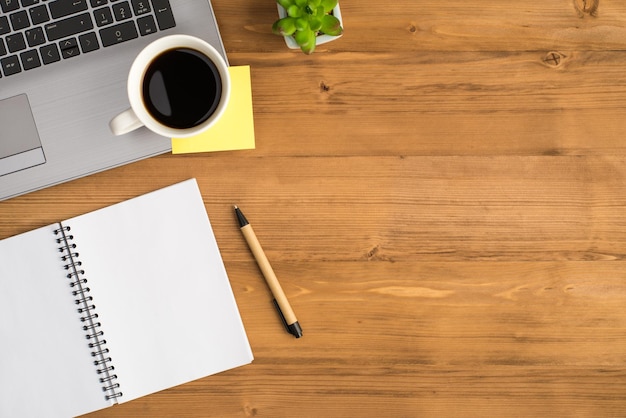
[272,0,343,54]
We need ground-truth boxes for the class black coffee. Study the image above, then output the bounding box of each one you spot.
[142,48,222,129]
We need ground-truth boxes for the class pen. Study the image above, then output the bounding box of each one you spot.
[234,205,303,338]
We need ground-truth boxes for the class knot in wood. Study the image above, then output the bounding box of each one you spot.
[543,51,565,68]
[574,0,599,17]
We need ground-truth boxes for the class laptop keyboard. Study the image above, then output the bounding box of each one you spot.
[0,0,176,78]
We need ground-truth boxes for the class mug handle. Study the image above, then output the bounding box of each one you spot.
[109,108,144,136]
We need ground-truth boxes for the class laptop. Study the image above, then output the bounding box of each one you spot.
[0,0,227,201]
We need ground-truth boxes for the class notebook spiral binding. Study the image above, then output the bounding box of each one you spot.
[54,224,123,402]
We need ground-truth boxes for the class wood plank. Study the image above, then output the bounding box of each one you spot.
[4,154,626,258]
[216,1,626,53]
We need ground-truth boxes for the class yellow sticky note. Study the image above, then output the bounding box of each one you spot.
[171,65,255,154]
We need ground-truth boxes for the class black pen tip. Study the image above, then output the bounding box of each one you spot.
[234,205,249,227]
[288,321,303,338]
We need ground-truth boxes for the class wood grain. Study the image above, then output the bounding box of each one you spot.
[2,0,626,416]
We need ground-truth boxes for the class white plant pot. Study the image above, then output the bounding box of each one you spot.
[277,3,343,49]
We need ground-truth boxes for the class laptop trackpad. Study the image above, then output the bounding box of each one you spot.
[0,94,46,177]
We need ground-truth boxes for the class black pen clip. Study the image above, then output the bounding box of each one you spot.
[272,299,303,338]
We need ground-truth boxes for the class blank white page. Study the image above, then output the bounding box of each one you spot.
[0,225,111,418]
[64,179,253,403]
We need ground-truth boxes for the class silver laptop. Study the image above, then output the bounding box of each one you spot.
[0,0,227,201]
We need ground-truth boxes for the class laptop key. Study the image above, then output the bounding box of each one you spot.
[152,0,175,30]
[30,5,51,25]
[93,7,114,27]
[1,55,21,76]
[0,39,6,56]
[20,0,39,6]
[6,33,26,53]
[0,16,10,36]
[131,0,150,16]
[49,0,89,19]
[20,49,41,70]
[45,13,94,41]
[99,20,137,47]
[26,27,46,47]
[0,0,20,14]
[59,37,80,58]
[40,43,61,64]
[78,32,99,53]
[112,1,132,21]
[10,10,30,31]
[136,15,156,36]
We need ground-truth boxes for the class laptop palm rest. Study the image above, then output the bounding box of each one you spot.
[0,94,46,177]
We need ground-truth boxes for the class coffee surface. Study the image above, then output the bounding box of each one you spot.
[142,48,222,129]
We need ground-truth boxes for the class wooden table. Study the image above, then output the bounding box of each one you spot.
[2,0,626,416]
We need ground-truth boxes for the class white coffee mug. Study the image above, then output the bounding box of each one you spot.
[110,35,230,138]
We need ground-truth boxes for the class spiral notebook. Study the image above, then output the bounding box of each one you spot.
[0,179,253,418]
